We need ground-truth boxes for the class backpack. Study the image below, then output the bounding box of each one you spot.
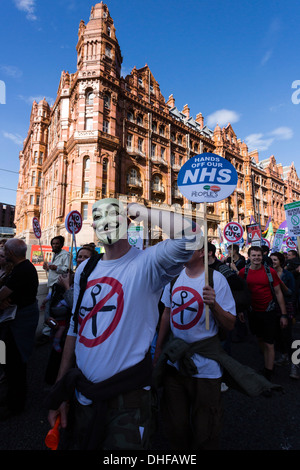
[73,253,103,333]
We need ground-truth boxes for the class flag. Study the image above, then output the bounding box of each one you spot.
[262,216,271,237]
[265,222,274,241]
[249,215,256,224]
[217,225,223,243]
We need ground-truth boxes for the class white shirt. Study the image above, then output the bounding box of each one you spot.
[68,238,194,403]
[161,269,236,379]
[47,249,70,287]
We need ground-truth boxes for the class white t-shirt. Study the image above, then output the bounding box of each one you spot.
[68,238,194,403]
[161,269,236,379]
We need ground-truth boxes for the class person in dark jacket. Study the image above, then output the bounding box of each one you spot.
[0,238,39,419]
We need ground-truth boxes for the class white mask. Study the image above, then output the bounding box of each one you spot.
[92,198,128,245]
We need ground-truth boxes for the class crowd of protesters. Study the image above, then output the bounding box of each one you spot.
[0,206,299,452]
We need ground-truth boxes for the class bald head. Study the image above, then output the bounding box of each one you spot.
[5,238,27,262]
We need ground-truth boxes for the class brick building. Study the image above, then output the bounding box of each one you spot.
[15,2,300,246]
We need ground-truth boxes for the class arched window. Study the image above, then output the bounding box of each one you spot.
[84,157,90,170]
[86,90,94,106]
[104,93,111,109]
[103,158,108,172]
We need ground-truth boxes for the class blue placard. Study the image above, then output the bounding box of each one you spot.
[177,152,238,203]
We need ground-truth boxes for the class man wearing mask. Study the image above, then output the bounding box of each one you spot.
[46,198,202,450]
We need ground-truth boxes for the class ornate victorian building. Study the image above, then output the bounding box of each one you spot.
[15,2,300,245]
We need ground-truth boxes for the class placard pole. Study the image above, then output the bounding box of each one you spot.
[204,202,209,330]
[69,233,74,272]
[39,239,47,278]
[297,236,300,255]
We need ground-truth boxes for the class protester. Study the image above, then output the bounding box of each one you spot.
[270,252,297,378]
[0,247,13,287]
[0,247,13,384]
[153,243,236,450]
[223,244,246,272]
[208,242,250,351]
[285,249,300,272]
[44,244,98,385]
[38,236,70,345]
[0,238,39,419]
[262,245,273,267]
[45,198,201,450]
[238,246,288,383]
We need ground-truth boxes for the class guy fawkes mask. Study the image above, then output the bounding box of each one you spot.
[92,198,128,245]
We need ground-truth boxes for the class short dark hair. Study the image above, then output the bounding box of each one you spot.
[262,245,270,255]
[51,235,65,246]
[208,242,216,256]
[228,244,239,254]
[248,245,263,256]
[76,244,97,260]
[288,249,299,258]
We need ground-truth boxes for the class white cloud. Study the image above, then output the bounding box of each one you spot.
[2,131,24,146]
[245,133,274,152]
[0,65,23,79]
[13,0,37,21]
[245,126,293,152]
[261,49,273,66]
[269,126,293,140]
[18,94,55,106]
[206,109,240,128]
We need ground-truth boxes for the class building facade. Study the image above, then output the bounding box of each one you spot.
[15,2,300,246]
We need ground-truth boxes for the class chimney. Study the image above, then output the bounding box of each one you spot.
[182,104,190,118]
[195,112,204,128]
[166,94,175,108]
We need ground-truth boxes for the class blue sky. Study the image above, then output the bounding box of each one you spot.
[0,0,300,206]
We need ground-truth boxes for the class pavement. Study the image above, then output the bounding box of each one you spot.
[1,309,300,454]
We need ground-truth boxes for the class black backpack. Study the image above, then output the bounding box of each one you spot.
[73,253,103,333]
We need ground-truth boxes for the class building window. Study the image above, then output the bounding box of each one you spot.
[102,182,107,196]
[138,138,143,153]
[127,134,133,149]
[151,144,156,157]
[31,171,36,186]
[30,195,34,205]
[38,172,42,187]
[107,25,111,37]
[83,181,89,193]
[152,121,157,132]
[82,203,88,221]
[104,93,111,109]
[161,147,165,160]
[159,125,165,136]
[84,157,90,170]
[85,117,93,130]
[36,196,40,206]
[171,153,175,166]
[137,114,143,125]
[86,91,94,106]
[103,120,109,133]
[138,77,143,87]
[127,111,134,122]
[34,151,38,164]
[103,158,108,172]
[105,43,112,58]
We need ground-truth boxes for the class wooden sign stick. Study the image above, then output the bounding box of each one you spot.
[204,202,209,330]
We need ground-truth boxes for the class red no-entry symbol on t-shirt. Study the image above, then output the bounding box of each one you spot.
[78,277,124,347]
[171,286,203,330]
